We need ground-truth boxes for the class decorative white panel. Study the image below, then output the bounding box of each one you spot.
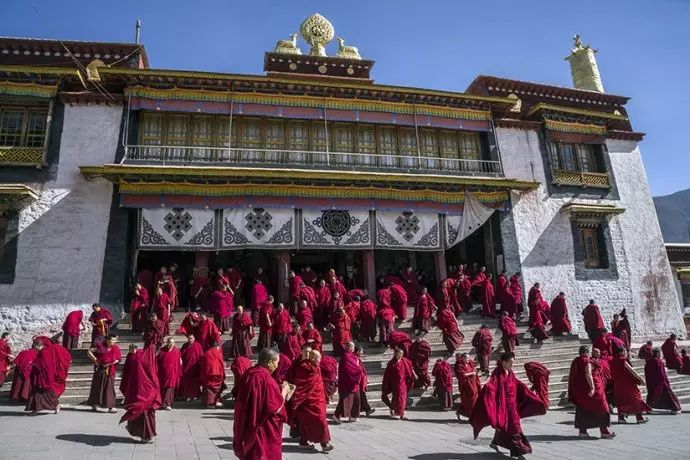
[140,208,216,248]
[446,193,496,248]
[301,209,372,248]
[222,207,296,248]
[375,210,440,250]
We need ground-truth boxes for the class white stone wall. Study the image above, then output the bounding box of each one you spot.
[0,105,122,347]
[498,127,684,340]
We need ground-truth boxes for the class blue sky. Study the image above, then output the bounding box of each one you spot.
[3,0,689,196]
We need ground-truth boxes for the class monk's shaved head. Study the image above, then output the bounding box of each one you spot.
[258,347,279,367]
[579,345,590,356]
[310,350,322,364]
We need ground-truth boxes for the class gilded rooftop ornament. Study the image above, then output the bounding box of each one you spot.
[565,34,604,93]
[335,37,361,60]
[300,13,334,57]
[274,33,302,55]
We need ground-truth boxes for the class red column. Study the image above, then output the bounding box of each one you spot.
[195,251,209,269]
[277,251,291,304]
[434,250,447,288]
[362,250,376,295]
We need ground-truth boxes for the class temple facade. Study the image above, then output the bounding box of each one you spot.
[0,16,684,343]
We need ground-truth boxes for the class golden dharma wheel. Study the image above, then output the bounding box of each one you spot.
[300,13,334,56]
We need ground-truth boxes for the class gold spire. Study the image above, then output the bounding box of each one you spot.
[565,34,604,93]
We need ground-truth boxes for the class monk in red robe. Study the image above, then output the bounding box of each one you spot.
[302,322,323,353]
[582,300,604,341]
[190,269,209,312]
[302,265,317,287]
[178,335,203,400]
[137,267,154,300]
[344,296,361,339]
[500,280,518,319]
[528,301,548,343]
[88,303,113,347]
[0,332,14,387]
[353,345,375,417]
[437,307,464,354]
[329,307,352,357]
[549,292,572,335]
[334,342,363,423]
[359,298,377,342]
[437,278,453,314]
[58,310,83,349]
[200,342,226,408]
[661,334,682,372]
[9,343,38,401]
[390,283,408,320]
[272,352,292,385]
[130,283,149,333]
[119,346,161,443]
[432,359,453,411]
[480,274,497,318]
[156,266,178,311]
[52,343,71,399]
[410,337,432,388]
[498,311,519,354]
[381,347,415,420]
[230,356,252,398]
[455,353,481,421]
[256,297,274,350]
[401,265,420,306]
[644,348,681,414]
[87,334,121,413]
[471,325,493,375]
[299,284,318,312]
[413,287,436,335]
[227,266,244,307]
[197,314,221,351]
[470,353,546,459]
[177,312,200,337]
[25,340,61,414]
[143,312,165,349]
[157,337,182,410]
[509,273,524,316]
[296,300,314,329]
[680,349,690,374]
[233,348,290,460]
[210,286,233,333]
[250,279,269,325]
[378,303,395,346]
[315,280,332,328]
[320,354,338,403]
[230,306,254,358]
[611,349,650,423]
[612,309,632,351]
[524,361,550,410]
[458,274,472,314]
[289,270,304,312]
[637,341,653,360]
[290,350,334,452]
[272,303,292,346]
[388,330,412,357]
[280,322,304,362]
[152,288,172,336]
[568,346,615,438]
[120,344,138,398]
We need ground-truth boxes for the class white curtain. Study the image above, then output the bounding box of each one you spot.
[446,192,495,248]
[221,208,296,248]
[375,210,440,250]
[140,208,216,248]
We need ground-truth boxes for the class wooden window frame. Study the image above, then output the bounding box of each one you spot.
[0,107,48,148]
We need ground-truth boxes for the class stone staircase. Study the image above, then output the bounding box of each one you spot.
[5,305,690,411]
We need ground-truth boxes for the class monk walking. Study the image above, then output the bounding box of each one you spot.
[257,296,274,349]
[470,352,545,460]
[0,332,13,387]
[471,325,493,375]
[359,297,377,342]
[329,306,352,357]
[479,274,496,318]
[130,283,149,333]
[152,288,172,336]
[25,340,62,414]
[437,306,464,355]
[381,347,415,420]
[200,341,226,408]
[272,303,292,346]
[87,334,121,413]
[582,300,604,341]
[409,336,432,389]
[431,359,453,411]
[61,310,84,349]
[230,356,252,398]
[233,348,291,460]
[454,353,481,421]
[610,348,650,424]
[157,337,182,410]
[681,349,690,374]
[413,287,436,335]
[9,342,38,402]
[334,342,363,423]
[120,346,161,443]
[661,333,682,372]
[549,292,572,335]
[377,301,395,346]
[88,303,113,347]
[230,306,254,358]
[143,312,165,349]
[638,341,654,360]
[319,354,338,403]
[302,322,323,353]
[644,348,681,414]
[498,311,519,354]
[524,361,550,410]
[178,335,203,400]
[567,346,615,439]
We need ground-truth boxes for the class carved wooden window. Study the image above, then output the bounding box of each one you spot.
[551,142,604,174]
[0,108,47,147]
[287,121,309,150]
[140,113,163,146]
[265,120,285,149]
[241,118,262,147]
[191,116,212,146]
[458,132,480,160]
[333,124,354,152]
[356,126,376,154]
[311,123,328,151]
[419,130,438,157]
[576,144,598,173]
[378,127,397,155]
[0,109,24,146]
[439,131,458,158]
[215,118,233,147]
[25,111,48,147]
[580,227,600,268]
[398,128,417,156]
[166,115,189,145]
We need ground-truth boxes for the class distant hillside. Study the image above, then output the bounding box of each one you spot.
[654,188,690,243]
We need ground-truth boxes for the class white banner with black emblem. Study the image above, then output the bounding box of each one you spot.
[221,208,296,248]
[375,210,441,250]
[140,208,216,249]
[301,209,372,248]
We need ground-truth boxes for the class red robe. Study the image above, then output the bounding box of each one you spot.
[401,270,420,306]
[471,329,493,369]
[457,277,472,312]
[388,330,412,357]
[409,339,432,388]
[197,319,222,351]
[0,339,12,385]
[296,306,314,329]
[137,269,154,299]
[119,351,137,397]
[178,341,203,399]
[524,362,550,410]
[299,286,318,312]
[143,319,165,349]
[469,367,545,457]
[61,310,84,347]
[157,346,182,392]
[231,356,252,397]
[431,360,453,409]
[498,315,519,354]
[437,308,464,353]
[191,275,209,310]
[337,351,363,395]
[413,293,436,332]
[51,344,71,397]
[176,313,200,337]
[377,287,392,309]
[280,332,304,362]
[389,283,408,320]
[319,355,338,402]
[89,308,113,344]
[272,309,292,336]
[528,303,548,342]
[582,304,604,333]
[289,359,331,443]
[233,366,287,460]
[330,312,352,355]
[610,355,651,414]
[568,356,609,420]
[637,344,653,360]
[644,357,681,412]
[10,348,37,401]
[381,357,415,417]
[661,338,682,371]
[612,317,632,351]
[289,275,304,302]
[509,275,523,309]
[359,299,377,341]
[251,283,269,310]
[230,313,254,358]
[315,285,332,327]
[680,355,690,374]
[480,278,496,317]
[301,328,323,353]
[454,358,481,418]
[119,347,162,441]
[152,293,171,335]
[130,288,149,332]
[549,295,572,335]
[200,347,226,402]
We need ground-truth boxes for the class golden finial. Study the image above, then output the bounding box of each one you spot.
[274,33,302,55]
[335,37,361,60]
[300,13,335,57]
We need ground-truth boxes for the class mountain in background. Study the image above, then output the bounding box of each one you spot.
[654,188,690,243]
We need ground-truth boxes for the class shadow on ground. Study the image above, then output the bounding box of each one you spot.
[56,434,137,446]
[409,453,504,459]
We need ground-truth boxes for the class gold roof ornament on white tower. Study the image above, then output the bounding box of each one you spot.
[300,13,335,57]
[565,34,604,93]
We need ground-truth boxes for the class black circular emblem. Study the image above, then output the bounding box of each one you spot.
[321,210,351,237]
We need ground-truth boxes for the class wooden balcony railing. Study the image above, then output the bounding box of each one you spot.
[552,169,610,188]
[0,146,43,167]
[122,145,504,177]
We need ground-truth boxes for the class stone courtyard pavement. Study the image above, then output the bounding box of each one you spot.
[0,402,688,460]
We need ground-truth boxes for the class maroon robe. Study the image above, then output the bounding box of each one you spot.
[231,356,252,397]
[336,350,363,418]
[290,359,331,444]
[272,309,292,337]
[611,355,651,415]
[330,311,352,356]
[480,278,496,317]
[210,290,233,332]
[413,293,436,333]
[582,304,605,336]
[509,275,523,312]
[524,361,550,410]
[377,305,395,345]
[157,346,182,406]
[200,347,226,406]
[233,366,287,460]
[471,328,493,372]
[612,316,632,351]
[272,353,292,385]
[470,366,545,458]
[87,344,121,409]
[130,287,149,333]
[26,344,61,412]
[279,332,304,362]
[299,286,318,311]
[119,347,161,441]
[390,283,408,320]
[455,358,481,418]
[89,308,113,346]
[498,315,519,354]
[61,310,84,349]
[143,318,165,349]
[637,343,653,360]
[409,339,432,388]
[315,285,332,327]
[381,356,415,417]
[301,328,323,353]
[251,283,269,310]
[528,303,548,342]
[661,338,682,371]
[119,351,137,397]
[230,313,254,358]
[176,312,200,337]
[178,340,203,399]
[257,302,274,349]
[296,306,313,329]
[388,330,412,357]
[549,295,572,335]
[431,360,453,410]
[302,269,317,287]
[644,357,681,412]
[360,299,378,341]
[137,269,154,300]
[401,270,420,306]
[437,308,464,353]
[197,318,222,351]
[458,277,472,313]
[681,355,690,374]
[289,275,304,303]
[152,293,171,336]
[191,275,209,311]
[319,355,338,403]
[0,338,12,386]
[10,349,37,401]
[52,344,71,397]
